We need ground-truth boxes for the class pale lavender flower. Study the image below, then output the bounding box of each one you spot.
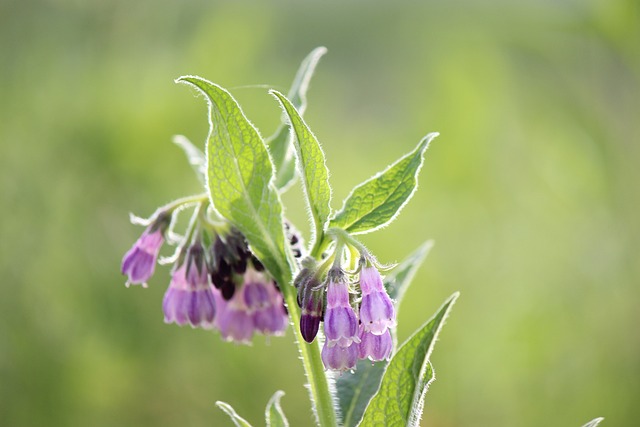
[321,272,360,371]
[359,266,396,335]
[214,288,254,343]
[321,341,358,371]
[358,326,392,361]
[324,280,359,348]
[162,243,216,329]
[121,222,166,286]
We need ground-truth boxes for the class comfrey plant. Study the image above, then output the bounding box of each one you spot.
[120,48,604,427]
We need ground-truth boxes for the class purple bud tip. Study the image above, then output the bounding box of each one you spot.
[300,313,321,343]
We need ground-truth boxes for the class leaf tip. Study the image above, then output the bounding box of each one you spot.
[418,132,439,152]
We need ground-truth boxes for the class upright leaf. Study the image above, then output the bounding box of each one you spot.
[265,390,289,427]
[173,134,206,184]
[359,292,459,427]
[330,133,438,235]
[336,241,435,427]
[268,47,327,190]
[581,418,604,427]
[176,76,289,282]
[216,401,253,427]
[384,240,434,303]
[271,90,331,246]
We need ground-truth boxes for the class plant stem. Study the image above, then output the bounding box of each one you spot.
[276,256,338,427]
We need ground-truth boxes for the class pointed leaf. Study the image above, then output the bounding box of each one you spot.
[216,401,253,427]
[268,47,327,190]
[330,133,438,235]
[271,90,331,246]
[336,241,434,427]
[384,240,434,303]
[581,418,604,427]
[176,76,289,282]
[173,134,206,184]
[359,292,459,427]
[265,390,289,427]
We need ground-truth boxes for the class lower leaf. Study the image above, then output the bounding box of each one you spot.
[358,292,459,427]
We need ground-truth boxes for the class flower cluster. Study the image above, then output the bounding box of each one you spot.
[121,209,288,343]
[295,261,396,371]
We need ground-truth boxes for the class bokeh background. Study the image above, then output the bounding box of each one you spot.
[1,0,638,426]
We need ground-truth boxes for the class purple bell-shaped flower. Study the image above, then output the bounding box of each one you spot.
[121,214,169,286]
[357,327,392,361]
[162,243,216,329]
[358,266,396,335]
[322,272,360,371]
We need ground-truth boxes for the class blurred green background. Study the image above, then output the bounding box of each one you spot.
[1,0,638,426]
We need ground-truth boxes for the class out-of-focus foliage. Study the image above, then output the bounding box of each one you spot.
[0,1,638,426]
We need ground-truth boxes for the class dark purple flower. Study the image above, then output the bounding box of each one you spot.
[359,266,396,335]
[299,285,324,343]
[324,280,359,348]
[121,226,165,286]
[162,244,216,329]
[321,340,358,371]
[358,327,392,361]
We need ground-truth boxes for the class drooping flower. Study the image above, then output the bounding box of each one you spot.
[358,266,396,335]
[162,242,216,329]
[243,269,288,335]
[321,341,358,371]
[358,327,392,361]
[215,266,288,343]
[121,214,169,286]
[324,280,359,348]
[322,270,360,371]
[214,288,254,343]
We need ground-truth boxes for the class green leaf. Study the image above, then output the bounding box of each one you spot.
[173,134,206,184]
[330,133,438,235]
[335,241,435,427]
[216,401,253,427]
[268,47,327,190]
[176,76,289,282]
[265,390,289,427]
[581,418,605,427]
[359,292,459,427]
[384,240,434,303]
[270,90,332,246]
[336,359,387,427]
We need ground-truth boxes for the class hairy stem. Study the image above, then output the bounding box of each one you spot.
[275,254,337,427]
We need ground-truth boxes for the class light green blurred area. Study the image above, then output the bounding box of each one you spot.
[1,0,638,426]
